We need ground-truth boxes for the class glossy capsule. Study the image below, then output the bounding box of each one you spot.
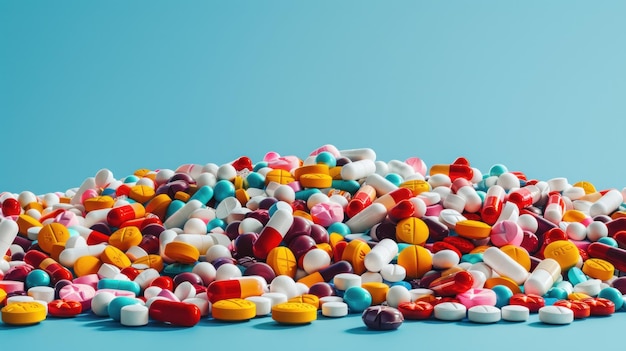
[481,185,505,225]
[297,260,353,287]
[107,203,145,227]
[206,276,267,303]
[587,242,626,272]
[507,185,541,210]
[23,250,73,284]
[149,299,201,327]
[346,185,376,218]
[252,208,294,260]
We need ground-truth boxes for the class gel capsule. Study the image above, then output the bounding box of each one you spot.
[480,185,505,225]
[206,276,267,303]
[23,250,73,284]
[252,208,294,260]
[149,299,201,327]
[107,203,145,227]
[587,242,626,272]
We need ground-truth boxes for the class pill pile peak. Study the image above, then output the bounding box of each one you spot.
[1,144,625,328]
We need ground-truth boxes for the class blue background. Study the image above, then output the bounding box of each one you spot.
[2,0,626,347]
[2,0,625,195]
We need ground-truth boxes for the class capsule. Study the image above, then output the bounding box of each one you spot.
[429,163,473,182]
[587,242,626,272]
[149,299,201,327]
[428,270,474,297]
[23,250,73,284]
[374,187,413,211]
[252,209,294,260]
[1,219,19,258]
[544,192,565,225]
[107,203,145,227]
[206,276,267,303]
[481,185,505,225]
[297,260,353,287]
[507,185,541,210]
[524,258,561,296]
[346,185,376,218]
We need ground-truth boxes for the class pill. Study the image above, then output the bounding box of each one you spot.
[1,301,47,325]
[321,301,348,317]
[433,302,467,321]
[212,298,257,322]
[361,305,404,330]
[538,305,574,325]
[500,305,529,322]
[272,302,317,324]
[467,305,501,324]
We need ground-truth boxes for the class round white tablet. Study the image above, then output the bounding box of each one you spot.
[434,302,467,321]
[501,305,529,322]
[245,296,272,316]
[539,306,574,325]
[322,301,348,318]
[120,304,149,327]
[333,273,362,291]
[468,305,501,324]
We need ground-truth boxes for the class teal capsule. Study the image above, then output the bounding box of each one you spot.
[315,152,336,168]
[546,287,569,300]
[25,269,51,289]
[253,162,269,172]
[213,180,235,202]
[598,237,618,247]
[327,222,351,236]
[189,185,214,204]
[461,253,484,264]
[108,296,142,322]
[166,199,185,219]
[567,267,588,286]
[295,188,321,201]
[489,164,508,177]
[331,180,361,194]
[97,278,141,296]
[492,285,513,308]
[246,172,266,189]
[163,263,195,277]
[384,173,403,187]
[124,175,140,183]
[207,218,226,232]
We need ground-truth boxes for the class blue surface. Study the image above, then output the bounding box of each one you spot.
[2,1,626,195]
[1,311,625,350]
[2,1,626,348]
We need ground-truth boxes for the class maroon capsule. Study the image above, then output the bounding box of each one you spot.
[370,222,397,241]
[138,234,160,255]
[233,233,259,259]
[243,262,276,284]
[423,216,449,243]
[362,305,404,330]
[520,230,540,254]
[308,282,335,298]
[173,272,204,288]
[284,216,311,244]
[288,235,317,261]
[309,224,329,244]
[225,222,241,241]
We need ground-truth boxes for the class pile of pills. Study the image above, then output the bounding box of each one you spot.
[1,144,626,329]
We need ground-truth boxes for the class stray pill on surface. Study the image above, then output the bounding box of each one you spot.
[501,305,529,322]
[467,305,501,324]
[433,302,467,321]
[538,305,574,325]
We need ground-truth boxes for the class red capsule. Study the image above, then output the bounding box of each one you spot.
[107,203,146,228]
[428,270,473,297]
[148,300,201,327]
[387,199,416,223]
[507,185,541,210]
[587,242,626,272]
[346,185,376,218]
[481,185,505,225]
[23,250,73,284]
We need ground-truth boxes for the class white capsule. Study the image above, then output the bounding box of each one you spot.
[341,159,377,181]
